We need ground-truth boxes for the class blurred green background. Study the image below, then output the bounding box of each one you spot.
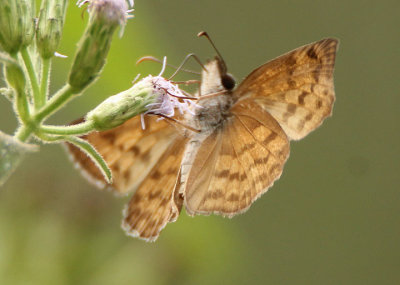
[1,0,399,284]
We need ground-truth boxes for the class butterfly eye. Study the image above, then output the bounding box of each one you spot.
[221,74,236,90]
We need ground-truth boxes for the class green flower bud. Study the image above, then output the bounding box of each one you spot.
[86,77,155,131]
[0,52,30,123]
[86,75,198,131]
[68,0,131,92]
[0,52,25,93]
[36,0,68,59]
[5,64,26,95]
[0,0,35,54]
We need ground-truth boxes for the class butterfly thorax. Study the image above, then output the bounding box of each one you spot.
[180,93,235,197]
[194,93,234,131]
[191,58,236,132]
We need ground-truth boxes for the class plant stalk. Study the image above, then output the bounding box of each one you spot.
[41,120,95,136]
[34,84,75,122]
[20,47,41,109]
[40,57,51,107]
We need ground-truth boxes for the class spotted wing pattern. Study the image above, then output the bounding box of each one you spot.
[234,38,338,140]
[184,100,290,217]
[66,116,177,195]
[122,135,187,241]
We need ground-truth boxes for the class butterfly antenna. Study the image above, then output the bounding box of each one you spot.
[136,56,201,75]
[197,31,228,73]
[169,53,207,80]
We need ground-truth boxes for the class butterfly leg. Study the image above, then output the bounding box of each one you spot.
[168,53,207,80]
[147,113,201,133]
[136,55,201,76]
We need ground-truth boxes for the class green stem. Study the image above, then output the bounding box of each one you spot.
[16,83,77,143]
[5,54,31,126]
[35,131,66,142]
[40,58,51,107]
[14,124,34,142]
[64,136,112,183]
[34,84,75,122]
[41,120,95,136]
[15,89,31,125]
[34,132,111,183]
[20,48,41,109]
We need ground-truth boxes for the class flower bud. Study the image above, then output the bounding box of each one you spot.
[86,75,196,131]
[36,0,68,59]
[86,76,155,130]
[0,0,35,54]
[5,64,26,95]
[68,0,132,92]
[0,53,25,94]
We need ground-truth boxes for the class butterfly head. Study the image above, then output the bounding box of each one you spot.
[217,58,236,91]
[198,31,236,96]
[200,56,236,97]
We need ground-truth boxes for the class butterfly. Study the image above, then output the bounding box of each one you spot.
[66,35,338,241]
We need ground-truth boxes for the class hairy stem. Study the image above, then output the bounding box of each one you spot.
[41,120,95,136]
[14,89,31,125]
[34,84,74,122]
[20,48,41,109]
[40,57,51,107]
[64,136,112,183]
[14,124,34,142]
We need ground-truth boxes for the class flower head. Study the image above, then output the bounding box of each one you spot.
[69,0,135,92]
[77,0,134,27]
[86,75,199,131]
[145,75,197,118]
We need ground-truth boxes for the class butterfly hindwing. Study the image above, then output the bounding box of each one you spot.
[184,99,290,217]
[122,135,187,241]
[234,38,338,140]
[66,116,177,195]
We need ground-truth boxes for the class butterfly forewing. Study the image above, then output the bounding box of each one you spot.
[234,38,338,140]
[184,100,289,217]
[122,135,187,241]
[66,116,177,194]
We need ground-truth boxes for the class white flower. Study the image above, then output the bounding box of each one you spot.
[76,0,134,24]
[143,75,199,119]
